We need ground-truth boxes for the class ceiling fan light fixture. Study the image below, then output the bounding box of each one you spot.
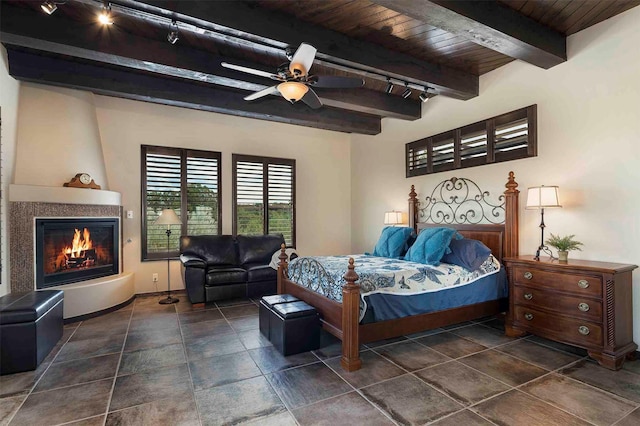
[41,1,57,15]
[277,82,309,103]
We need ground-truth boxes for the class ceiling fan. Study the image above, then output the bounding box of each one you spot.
[221,43,364,109]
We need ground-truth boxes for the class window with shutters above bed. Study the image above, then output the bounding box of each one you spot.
[233,154,296,246]
[406,105,536,177]
[141,145,221,260]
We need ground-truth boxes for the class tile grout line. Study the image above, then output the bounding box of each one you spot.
[177,302,204,426]
[4,318,81,425]
[98,300,135,426]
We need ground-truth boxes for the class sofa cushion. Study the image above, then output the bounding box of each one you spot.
[237,234,285,265]
[244,263,277,282]
[205,268,247,286]
[181,235,238,266]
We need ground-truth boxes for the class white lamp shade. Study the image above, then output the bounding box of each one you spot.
[277,82,309,102]
[154,209,182,226]
[526,186,561,209]
[384,211,404,225]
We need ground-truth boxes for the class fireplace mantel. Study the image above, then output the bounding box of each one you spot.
[9,184,121,205]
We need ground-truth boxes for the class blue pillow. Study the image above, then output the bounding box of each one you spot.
[441,238,492,271]
[404,227,460,265]
[372,226,414,258]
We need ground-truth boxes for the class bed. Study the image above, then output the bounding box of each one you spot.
[276,172,520,371]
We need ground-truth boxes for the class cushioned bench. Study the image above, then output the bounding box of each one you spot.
[268,299,320,356]
[0,290,64,375]
[259,294,300,339]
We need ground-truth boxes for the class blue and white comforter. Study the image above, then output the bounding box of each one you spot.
[287,254,500,304]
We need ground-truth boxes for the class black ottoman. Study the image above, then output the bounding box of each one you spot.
[271,300,320,356]
[0,290,64,375]
[259,294,299,339]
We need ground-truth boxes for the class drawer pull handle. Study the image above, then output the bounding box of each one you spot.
[524,293,533,300]
[578,279,589,289]
[524,272,533,280]
[524,313,534,321]
[578,326,590,335]
[578,303,590,312]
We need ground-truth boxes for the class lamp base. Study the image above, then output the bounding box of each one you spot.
[159,296,179,305]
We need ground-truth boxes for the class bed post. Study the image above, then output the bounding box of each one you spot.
[408,185,418,233]
[277,243,288,294]
[341,258,362,372]
[504,171,519,258]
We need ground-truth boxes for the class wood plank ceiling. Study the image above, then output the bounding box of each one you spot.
[1,0,638,134]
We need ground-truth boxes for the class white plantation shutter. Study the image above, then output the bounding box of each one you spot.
[233,155,296,246]
[406,105,536,176]
[142,146,221,260]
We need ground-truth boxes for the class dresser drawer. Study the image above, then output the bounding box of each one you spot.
[513,306,603,348]
[512,266,602,297]
[514,286,602,321]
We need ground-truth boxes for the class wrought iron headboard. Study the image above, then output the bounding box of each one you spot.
[416,177,505,225]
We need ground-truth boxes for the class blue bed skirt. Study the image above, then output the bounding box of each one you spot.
[361,268,508,323]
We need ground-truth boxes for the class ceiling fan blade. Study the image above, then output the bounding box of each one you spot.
[244,86,280,101]
[221,62,279,80]
[309,75,365,88]
[300,88,322,109]
[289,43,317,76]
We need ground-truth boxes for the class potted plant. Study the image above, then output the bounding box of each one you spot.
[545,233,583,262]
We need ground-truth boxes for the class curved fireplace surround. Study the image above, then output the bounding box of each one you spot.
[35,218,120,289]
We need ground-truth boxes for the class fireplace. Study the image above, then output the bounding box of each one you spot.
[35,217,120,289]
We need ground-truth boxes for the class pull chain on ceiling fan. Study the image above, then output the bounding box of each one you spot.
[221,43,364,109]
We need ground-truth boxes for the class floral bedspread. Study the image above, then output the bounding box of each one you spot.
[287,254,500,304]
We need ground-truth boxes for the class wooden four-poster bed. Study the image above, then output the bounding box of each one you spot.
[277,172,520,371]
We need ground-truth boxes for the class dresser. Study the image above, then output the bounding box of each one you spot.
[503,255,637,370]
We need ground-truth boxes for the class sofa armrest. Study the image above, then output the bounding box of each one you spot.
[180,254,207,268]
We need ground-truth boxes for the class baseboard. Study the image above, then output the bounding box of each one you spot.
[64,295,135,324]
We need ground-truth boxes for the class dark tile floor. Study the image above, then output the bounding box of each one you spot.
[1,293,639,426]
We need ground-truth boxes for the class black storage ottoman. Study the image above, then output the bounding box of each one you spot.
[259,294,299,339]
[0,290,64,375]
[271,301,320,356]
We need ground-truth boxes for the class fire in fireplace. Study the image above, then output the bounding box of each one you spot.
[35,218,120,289]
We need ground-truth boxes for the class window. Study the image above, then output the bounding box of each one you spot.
[142,146,221,260]
[233,154,296,246]
[406,105,537,177]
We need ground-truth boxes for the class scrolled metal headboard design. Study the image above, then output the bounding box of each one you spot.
[418,177,505,225]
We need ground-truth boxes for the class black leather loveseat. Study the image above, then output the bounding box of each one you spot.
[180,234,285,304]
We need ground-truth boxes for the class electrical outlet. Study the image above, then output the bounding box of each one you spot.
[152,273,159,282]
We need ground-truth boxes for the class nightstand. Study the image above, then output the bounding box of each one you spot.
[503,255,637,370]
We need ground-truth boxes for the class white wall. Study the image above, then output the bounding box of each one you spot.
[351,6,640,344]
[0,46,20,296]
[94,96,352,294]
[13,84,108,188]
[11,86,352,294]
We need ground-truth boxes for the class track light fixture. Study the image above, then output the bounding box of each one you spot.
[167,20,179,44]
[98,2,113,25]
[385,79,394,94]
[41,1,57,15]
[402,84,412,99]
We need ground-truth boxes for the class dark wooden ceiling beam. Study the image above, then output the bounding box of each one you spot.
[5,48,381,135]
[115,0,479,100]
[0,3,419,120]
[372,0,566,69]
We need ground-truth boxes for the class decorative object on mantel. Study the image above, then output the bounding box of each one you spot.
[63,173,101,190]
[545,233,583,263]
[383,211,403,226]
[526,185,561,261]
[154,208,182,305]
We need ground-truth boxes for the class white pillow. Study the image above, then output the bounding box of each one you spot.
[269,248,298,270]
